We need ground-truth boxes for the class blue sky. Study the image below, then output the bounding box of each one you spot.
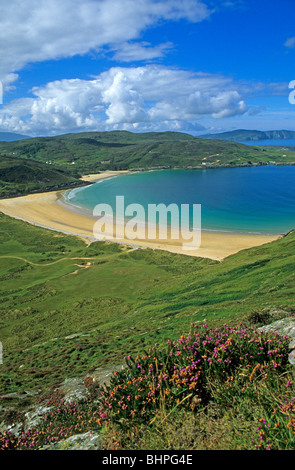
[0,0,294,136]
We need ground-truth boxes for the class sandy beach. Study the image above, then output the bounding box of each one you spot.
[79,170,132,182]
[0,171,280,261]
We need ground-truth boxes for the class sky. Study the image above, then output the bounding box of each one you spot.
[0,0,294,137]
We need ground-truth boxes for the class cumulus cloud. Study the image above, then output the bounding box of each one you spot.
[0,65,250,135]
[0,0,211,81]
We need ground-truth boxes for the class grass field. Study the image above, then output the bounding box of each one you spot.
[0,211,294,402]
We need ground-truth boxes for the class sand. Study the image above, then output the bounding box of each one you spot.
[79,170,132,182]
[0,171,281,261]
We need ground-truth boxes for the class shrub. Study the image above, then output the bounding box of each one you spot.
[1,323,294,450]
[99,324,291,427]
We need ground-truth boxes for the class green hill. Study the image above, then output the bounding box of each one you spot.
[0,131,294,182]
[200,129,295,142]
[0,212,294,396]
[0,155,85,198]
[0,213,294,450]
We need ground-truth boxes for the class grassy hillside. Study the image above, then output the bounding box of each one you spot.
[0,155,85,198]
[0,131,294,180]
[0,212,294,400]
[2,320,294,450]
[0,213,294,450]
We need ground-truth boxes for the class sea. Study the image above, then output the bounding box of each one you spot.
[65,139,295,236]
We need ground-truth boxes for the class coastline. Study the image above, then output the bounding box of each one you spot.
[0,170,281,261]
[79,170,132,182]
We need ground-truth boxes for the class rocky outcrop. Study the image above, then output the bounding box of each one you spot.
[0,363,124,439]
[24,405,54,432]
[58,377,89,404]
[258,317,295,365]
[40,431,101,450]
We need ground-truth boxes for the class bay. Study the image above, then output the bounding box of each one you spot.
[66,166,295,235]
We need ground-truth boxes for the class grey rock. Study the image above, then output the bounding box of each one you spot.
[24,405,53,432]
[41,431,101,450]
[0,364,126,446]
[258,317,295,337]
[58,377,89,403]
[288,350,295,366]
[258,317,295,365]
[0,419,23,437]
[0,389,41,400]
[86,363,125,387]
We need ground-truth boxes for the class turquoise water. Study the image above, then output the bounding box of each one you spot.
[66,166,295,235]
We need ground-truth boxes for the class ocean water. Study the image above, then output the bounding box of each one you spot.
[65,166,295,235]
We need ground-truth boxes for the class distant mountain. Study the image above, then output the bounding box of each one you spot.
[0,132,31,142]
[199,129,295,142]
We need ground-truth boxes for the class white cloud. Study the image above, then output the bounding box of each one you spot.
[111,41,174,62]
[0,0,211,81]
[0,65,250,135]
[284,37,295,49]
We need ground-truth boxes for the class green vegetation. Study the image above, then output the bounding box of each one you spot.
[1,322,294,450]
[0,213,294,401]
[0,130,294,197]
[0,155,84,198]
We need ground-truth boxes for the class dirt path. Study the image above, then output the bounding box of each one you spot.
[0,255,97,267]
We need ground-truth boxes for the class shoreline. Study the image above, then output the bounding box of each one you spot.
[0,170,281,261]
[79,170,133,182]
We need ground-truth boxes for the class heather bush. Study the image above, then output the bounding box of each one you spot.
[1,323,294,450]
